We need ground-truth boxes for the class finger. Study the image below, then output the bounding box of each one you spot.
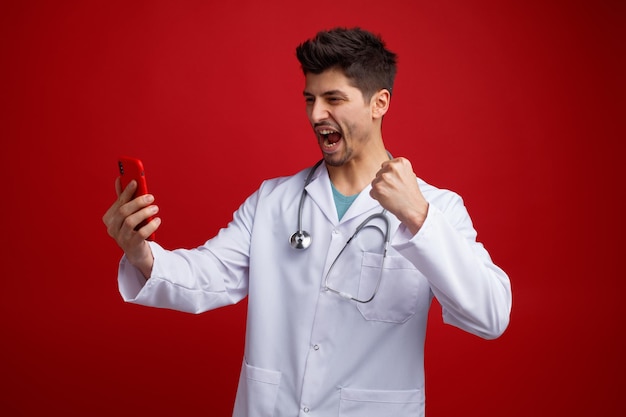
[104,178,129,227]
[104,193,155,240]
[118,179,138,204]
[121,214,161,249]
[122,204,159,233]
[103,186,145,226]
[115,176,122,197]
[117,193,155,220]
[118,198,157,231]
[379,159,393,173]
[103,190,130,230]
[136,217,161,241]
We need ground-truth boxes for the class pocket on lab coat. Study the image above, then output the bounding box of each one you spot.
[338,386,424,417]
[357,252,423,323]
[233,361,282,417]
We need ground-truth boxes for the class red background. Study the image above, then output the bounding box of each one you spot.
[1,0,624,415]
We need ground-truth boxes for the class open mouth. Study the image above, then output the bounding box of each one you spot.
[316,127,342,149]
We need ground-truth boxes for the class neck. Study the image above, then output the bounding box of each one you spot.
[327,146,390,196]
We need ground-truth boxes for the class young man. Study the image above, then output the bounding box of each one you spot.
[103,27,511,416]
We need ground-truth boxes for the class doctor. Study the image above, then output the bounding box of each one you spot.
[103,27,512,416]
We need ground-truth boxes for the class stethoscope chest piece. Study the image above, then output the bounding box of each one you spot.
[290,159,324,251]
[288,156,392,302]
[290,230,312,250]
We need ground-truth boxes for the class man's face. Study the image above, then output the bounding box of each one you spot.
[303,68,375,167]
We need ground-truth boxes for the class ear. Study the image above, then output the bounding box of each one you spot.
[370,89,391,119]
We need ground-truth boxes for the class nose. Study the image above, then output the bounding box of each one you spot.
[308,100,329,124]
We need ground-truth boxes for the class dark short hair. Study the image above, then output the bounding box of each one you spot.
[296,27,397,100]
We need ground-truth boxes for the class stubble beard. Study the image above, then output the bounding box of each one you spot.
[323,146,352,167]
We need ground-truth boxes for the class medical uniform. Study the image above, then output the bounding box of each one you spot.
[118,163,511,417]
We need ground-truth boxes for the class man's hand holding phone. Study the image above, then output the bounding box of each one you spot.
[102,158,160,279]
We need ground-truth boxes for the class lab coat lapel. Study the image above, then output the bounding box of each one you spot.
[305,164,383,225]
[305,165,338,224]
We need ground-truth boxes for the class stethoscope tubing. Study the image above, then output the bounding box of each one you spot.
[296,159,324,234]
[290,159,391,303]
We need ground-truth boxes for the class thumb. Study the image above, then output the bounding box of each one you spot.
[115,176,122,197]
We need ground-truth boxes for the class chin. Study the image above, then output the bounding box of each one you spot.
[323,150,350,167]
[324,158,343,167]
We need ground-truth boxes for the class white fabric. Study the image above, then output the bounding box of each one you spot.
[118,164,511,417]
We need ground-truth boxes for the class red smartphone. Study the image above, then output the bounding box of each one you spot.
[118,156,156,240]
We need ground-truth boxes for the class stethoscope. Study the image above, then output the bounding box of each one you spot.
[289,159,390,303]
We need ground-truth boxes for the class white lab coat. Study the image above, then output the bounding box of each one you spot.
[118,163,511,417]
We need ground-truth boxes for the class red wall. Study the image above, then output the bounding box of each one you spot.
[2,0,624,415]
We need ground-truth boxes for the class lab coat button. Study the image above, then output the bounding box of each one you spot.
[303,407,310,413]
[313,344,320,351]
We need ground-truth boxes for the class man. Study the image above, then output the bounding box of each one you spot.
[103,27,511,416]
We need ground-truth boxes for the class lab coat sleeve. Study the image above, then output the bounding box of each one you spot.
[393,193,512,339]
[117,189,257,314]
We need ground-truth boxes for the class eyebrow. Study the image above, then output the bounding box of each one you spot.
[303,89,349,98]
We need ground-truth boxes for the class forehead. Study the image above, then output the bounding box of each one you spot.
[304,68,360,96]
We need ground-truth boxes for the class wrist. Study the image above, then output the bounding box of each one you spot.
[126,241,154,278]
[402,202,429,235]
